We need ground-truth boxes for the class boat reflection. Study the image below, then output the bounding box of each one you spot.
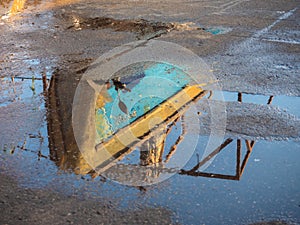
[48,70,208,180]
[47,66,267,183]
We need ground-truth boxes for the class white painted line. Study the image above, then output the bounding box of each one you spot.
[253,8,298,38]
[214,0,251,15]
[263,38,300,45]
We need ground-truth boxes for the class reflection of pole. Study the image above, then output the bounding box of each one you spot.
[267,96,274,105]
[11,76,16,99]
[138,128,166,181]
[236,139,241,176]
[238,92,242,102]
[42,70,48,93]
[179,138,238,180]
[240,140,254,176]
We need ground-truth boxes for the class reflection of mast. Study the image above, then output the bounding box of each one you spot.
[138,113,189,181]
[138,115,183,166]
[140,129,166,166]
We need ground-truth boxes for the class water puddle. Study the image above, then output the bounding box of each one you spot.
[0,55,299,224]
[167,22,233,36]
[205,26,233,35]
[2,56,300,224]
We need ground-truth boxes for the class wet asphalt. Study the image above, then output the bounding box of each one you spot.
[0,1,299,225]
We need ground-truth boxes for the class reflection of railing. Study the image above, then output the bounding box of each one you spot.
[180,92,273,180]
[179,138,254,180]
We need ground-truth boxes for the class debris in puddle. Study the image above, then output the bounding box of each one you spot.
[112,77,131,92]
[117,96,128,114]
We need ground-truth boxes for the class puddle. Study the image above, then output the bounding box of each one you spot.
[166,22,233,36]
[1,124,299,224]
[1,52,300,224]
[205,26,233,35]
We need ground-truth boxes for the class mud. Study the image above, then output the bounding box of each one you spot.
[66,16,174,40]
[0,174,174,225]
